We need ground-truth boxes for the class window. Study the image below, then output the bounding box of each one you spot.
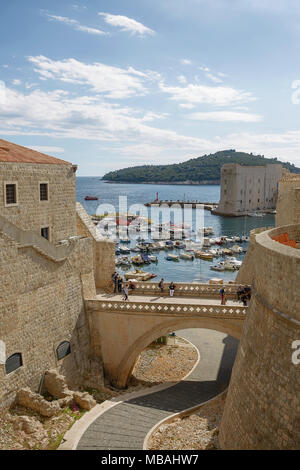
[57,341,71,361]
[5,353,23,374]
[5,183,17,205]
[40,183,48,201]
[41,227,49,240]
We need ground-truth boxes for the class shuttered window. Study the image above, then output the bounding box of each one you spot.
[40,183,48,201]
[57,341,71,360]
[5,353,23,374]
[5,184,17,205]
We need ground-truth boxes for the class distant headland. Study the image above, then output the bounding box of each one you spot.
[102,150,300,185]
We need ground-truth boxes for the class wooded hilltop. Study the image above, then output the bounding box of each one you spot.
[102,150,300,184]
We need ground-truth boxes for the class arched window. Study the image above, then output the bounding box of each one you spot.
[56,341,71,361]
[5,353,23,374]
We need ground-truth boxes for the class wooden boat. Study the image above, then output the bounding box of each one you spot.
[194,251,213,260]
[124,270,153,281]
[84,196,98,201]
[131,255,144,265]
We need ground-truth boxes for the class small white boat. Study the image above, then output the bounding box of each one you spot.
[180,252,194,260]
[225,256,242,267]
[148,255,158,263]
[248,212,264,217]
[119,246,130,254]
[210,264,225,272]
[232,245,243,254]
[166,254,179,261]
[116,256,131,267]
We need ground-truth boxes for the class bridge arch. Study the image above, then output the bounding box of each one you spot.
[114,317,242,388]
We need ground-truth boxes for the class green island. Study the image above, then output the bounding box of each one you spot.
[102,149,300,184]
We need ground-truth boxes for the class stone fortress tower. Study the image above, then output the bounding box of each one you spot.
[219,173,300,449]
[0,139,115,408]
[276,173,300,227]
[213,163,283,216]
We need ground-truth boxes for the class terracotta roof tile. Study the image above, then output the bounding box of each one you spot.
[0,139,71,165]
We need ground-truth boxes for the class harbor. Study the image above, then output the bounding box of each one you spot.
[77,178,276,283]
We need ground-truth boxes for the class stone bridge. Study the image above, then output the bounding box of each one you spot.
[85,282,247,388]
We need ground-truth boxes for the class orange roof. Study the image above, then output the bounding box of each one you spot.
[0,139,71,165]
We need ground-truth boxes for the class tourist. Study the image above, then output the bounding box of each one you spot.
[158,278,164,293]
[169,282,176,297]
[122,284,129,301]
[112,272,118,294]
[245,285,252,302]
[118,275,123,294]
[129,280,135,292]
[237,285,244,302]
[241,293,248,306]
[220,287,226,305]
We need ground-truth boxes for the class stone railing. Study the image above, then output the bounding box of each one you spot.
[86,299,247,318]
[0,214,77,262]
[130,281,243,299]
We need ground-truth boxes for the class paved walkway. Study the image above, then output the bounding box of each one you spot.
[77,329,239,450]
[97,292,243,307]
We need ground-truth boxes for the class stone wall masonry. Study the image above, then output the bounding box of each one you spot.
[276,176,300,227]
[215,163,283,216]
[76,203,115,290]
[0,162,76,243]
[219,224,300,449]
[0,232,103,408]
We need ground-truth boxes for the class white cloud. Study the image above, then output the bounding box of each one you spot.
[12,79,21,86]
[205,73,223,83]
[46,14,107,36]
[159,81,257,106]
[181,59,192,65]
[98,12,155,36]
[30,146,65,153]
[188,111,262,122]
[28,56,156,99]
[179,103,195,109]
[177,75,187,84]
[1,85,300,166]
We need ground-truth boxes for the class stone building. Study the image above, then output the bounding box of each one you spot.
[0,139,115,408]
[213,163,284,216]
[276,173,300,227]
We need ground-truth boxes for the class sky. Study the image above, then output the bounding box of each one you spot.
[1,0,300,175]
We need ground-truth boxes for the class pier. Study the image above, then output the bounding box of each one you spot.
[144,200,218,211]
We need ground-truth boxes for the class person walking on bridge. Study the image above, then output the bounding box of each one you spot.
[220,287,226,305]
[158,278,164,294]
[169,282,176,297]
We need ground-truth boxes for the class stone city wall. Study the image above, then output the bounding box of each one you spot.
[219,224,300,449]
[276,175,300,227]
[0,231,102,409]
[76,203,115,290]
[214,163,283,216]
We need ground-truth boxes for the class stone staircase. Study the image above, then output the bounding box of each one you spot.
[0,214,76,262]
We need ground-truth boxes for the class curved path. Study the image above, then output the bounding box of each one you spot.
[77,329,239,450]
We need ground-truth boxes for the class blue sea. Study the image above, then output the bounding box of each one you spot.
[76,177,275,283]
